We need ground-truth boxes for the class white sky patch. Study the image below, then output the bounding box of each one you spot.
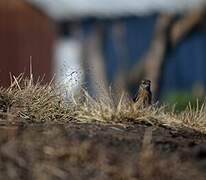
[54,38,83,95]
[27,0,206,19]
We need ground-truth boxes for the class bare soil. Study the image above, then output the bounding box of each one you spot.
[0,121,206,179]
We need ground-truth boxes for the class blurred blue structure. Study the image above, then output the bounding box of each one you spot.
[162,27,206,93]
[81,15,206,96]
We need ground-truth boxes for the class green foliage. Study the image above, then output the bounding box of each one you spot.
[163,91,205,112]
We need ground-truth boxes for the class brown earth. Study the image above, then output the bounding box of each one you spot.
[0,121,206,179]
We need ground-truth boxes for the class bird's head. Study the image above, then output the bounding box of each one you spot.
[140,79,151,91]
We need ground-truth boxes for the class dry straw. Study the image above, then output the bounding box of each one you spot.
[0,74,205,133]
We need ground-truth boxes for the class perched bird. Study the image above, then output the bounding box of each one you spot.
[134,79,152,107]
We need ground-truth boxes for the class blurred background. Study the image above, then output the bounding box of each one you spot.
[0,0,206,109]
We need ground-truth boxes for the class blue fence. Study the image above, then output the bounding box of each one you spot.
[81,15,206,96]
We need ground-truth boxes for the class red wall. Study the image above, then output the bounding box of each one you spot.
[0,0,56,86]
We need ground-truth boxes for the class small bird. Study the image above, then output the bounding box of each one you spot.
[134,79,152,107]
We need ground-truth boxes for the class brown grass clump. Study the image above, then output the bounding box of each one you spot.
[0,74,206,134]
[71,89,206,134]
[0,74,74,124]
[0,74,206,179]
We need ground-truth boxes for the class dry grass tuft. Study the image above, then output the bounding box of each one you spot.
[0,74,206,133]
[74,89,206,133]
[0,74,73,124]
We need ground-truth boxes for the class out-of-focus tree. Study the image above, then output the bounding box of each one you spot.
[128,8,205,99]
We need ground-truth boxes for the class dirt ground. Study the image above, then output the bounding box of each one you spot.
[0,121,206,179]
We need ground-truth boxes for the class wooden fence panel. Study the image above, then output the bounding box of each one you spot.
[0,0,56,86]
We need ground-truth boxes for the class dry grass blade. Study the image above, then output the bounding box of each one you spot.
[0,74,205,134]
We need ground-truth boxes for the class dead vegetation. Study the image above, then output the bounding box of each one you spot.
[0,74,205,179]
[0,74,205,134]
